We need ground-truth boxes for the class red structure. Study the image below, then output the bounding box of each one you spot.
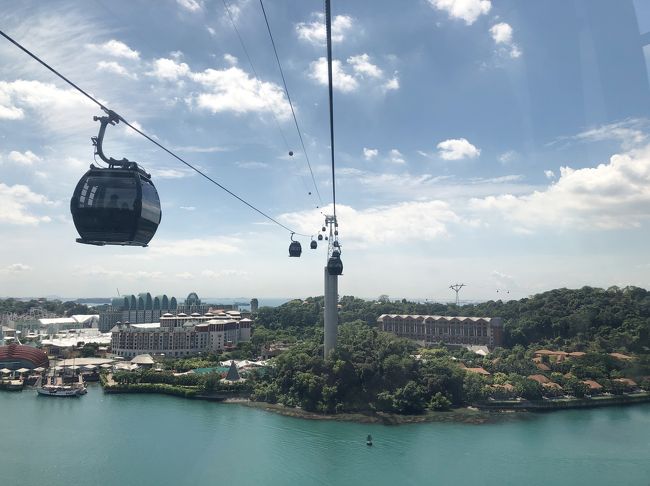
[0,343,49,370]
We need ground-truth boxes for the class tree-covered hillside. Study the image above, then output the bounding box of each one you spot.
[254,286,650,352]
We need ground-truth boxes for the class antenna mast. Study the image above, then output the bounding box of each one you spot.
[449,283,466,306]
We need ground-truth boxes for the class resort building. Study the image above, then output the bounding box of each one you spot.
[99,292,210,332]
[377,314,504,347]
[110,311,252,358]
[98,292,235,332]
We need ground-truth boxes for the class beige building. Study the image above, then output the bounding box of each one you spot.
[377,314,503,347]
[111,311,252,358]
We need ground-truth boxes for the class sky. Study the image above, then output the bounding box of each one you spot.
[1,0,650,302]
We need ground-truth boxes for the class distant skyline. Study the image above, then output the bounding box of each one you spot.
[2,0,650,301]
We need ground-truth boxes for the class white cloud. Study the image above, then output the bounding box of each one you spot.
[571,119,647,150]
[490,23,521,59]
[76,266,164,280]
[171,145,228,153]
[0,80,98,132]
[470,143,650,230]
[509,45,522,59]
[383,75,400,92]
[191,66,291,120]
[177,0,202,12]
[236,161,269,169]
[491,270,515,289]
[97,61,138,79]
[389,149,406,164]
[308,57,359,93]
[87,40,140,60]
[363,148,378,160]
[347,54,383,78]
[498,150,517,164]
[490,22,512,44]
[4,263,32,273]
[148,58,191,80]
[0,104,23,120]
[437,138,481,160]
[7,150,41,166]
[201,269,249,278]
[148,168,195,179]
[429,0,491,25]
[224,54,238,66]
[280,201,460,247]
[179,206,196,211]
[147,237,241,257]
[544,170,556,179]
[296,13,354,46]
[0,183,53,225]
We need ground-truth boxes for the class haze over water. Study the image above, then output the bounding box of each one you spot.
[1,387,648,486]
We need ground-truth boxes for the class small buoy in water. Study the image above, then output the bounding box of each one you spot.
[289,151,294,156]
[366,434,373,446]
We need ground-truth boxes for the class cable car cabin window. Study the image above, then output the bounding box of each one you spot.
[140,180,161,224]
[75,176,137,210]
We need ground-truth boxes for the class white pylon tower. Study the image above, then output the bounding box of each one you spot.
[323,215,339,357]
[449,283,466,306]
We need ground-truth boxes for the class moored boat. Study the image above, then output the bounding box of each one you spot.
[37,373,87,397]
[37,384,87,397]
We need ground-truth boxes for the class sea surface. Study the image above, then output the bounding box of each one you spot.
[0,386,648,486]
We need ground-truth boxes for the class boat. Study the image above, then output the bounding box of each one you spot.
[37,384,87,397]
[0,379,24,391]
[37,372,87,397]
[366,434,373,446]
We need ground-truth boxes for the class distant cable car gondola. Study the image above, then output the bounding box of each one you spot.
[289,233,302,257]
[327,250,343,276]
[318,234,323,241]
[310,240,317,249]
[70,111,161,246]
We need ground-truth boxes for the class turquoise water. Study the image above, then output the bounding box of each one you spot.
[192,366,230,374]
[0,386,648,486]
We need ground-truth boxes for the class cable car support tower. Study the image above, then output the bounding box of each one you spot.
[323,0,341,358]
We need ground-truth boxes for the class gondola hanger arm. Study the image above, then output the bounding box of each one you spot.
[91,110,133,169]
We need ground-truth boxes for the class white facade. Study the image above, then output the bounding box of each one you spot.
[111,315,252,358]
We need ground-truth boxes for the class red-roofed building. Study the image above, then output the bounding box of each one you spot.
[527,374,550,385]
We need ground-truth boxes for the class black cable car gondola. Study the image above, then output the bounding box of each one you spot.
[318,234,323,241]
[327,250,343,276]
[289,233,302,257]
[310,240,317,249]
[70,111,161,246]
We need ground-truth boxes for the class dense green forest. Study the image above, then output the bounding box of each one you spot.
[247,286,650,414]
[0,298,92,317]
[255,286,650,352]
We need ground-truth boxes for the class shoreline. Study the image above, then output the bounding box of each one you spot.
[227,400,520,425]
[99,381,650,424]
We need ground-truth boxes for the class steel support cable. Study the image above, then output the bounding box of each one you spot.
[324,0,337,219]
[221,0,291,153]
[258,0,324,207]
[0,28,310,238]
[221,0,314,206]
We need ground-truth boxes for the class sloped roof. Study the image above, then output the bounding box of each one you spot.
[131,354,155,365]
[377,314,497,323]
[527,374,550,384]
[582,380,603,390]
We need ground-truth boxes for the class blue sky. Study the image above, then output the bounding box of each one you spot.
[1,0,650,302]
